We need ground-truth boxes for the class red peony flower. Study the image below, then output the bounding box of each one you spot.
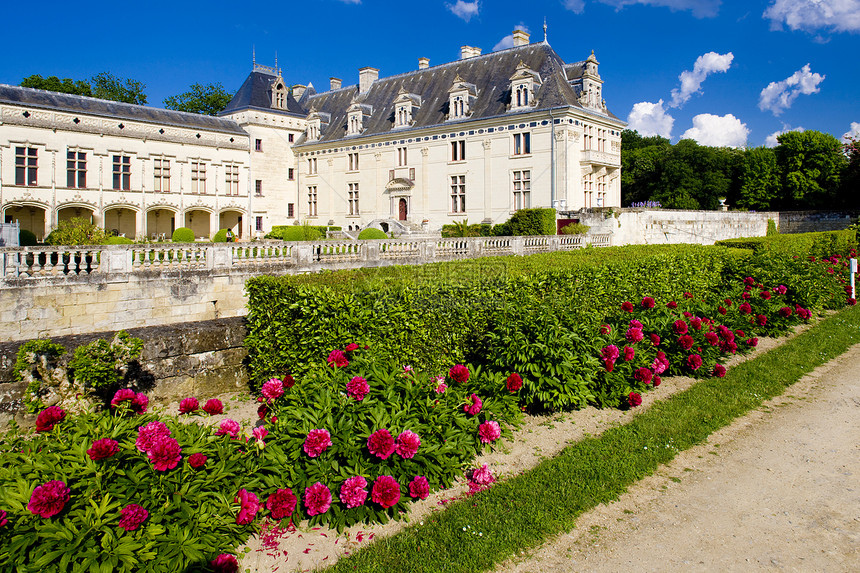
[118,504,148,531]
[849,298,857,306]
[110,389,135,410]
[0,509,7,528]
[87,438,119,461]
[778,306,793,318]
[742,291,751,300]
[345,343,360,352]
[712,364,727,378]
[738,302,752,314]
[130,392,148,414]
[601,345,620,361]
[148,436,182,471]
[650,333,661,346]
[689,317,702,331]
[409,475,430,500]
[756,314,767,326]
[257,404,268,420]
[626,327,644,343]
[641,296,656,309]
[371,475,401,509]
[747,337,759,347]
[234,489,260,525]
[367,428,395,459]
[653,375,662,387]
[724,298,733,306]
[211,554,239,573]
[600,324,612,335]
[634,367,653,384]
[267,488,297,520]
[628,392,642,408]
[683,292,693,299]
[179,397,199,415]
[672,320,688,335]
[202,399,223,415]
[346,376,370,401]
[35,406,66,433]
[678,335,694,350]
[687,354,703,371]
[215,419,241,438]
[189,453,207,468]
[622,346,635,361]
[448,364,470,384]
[705,331,719,345]
[395,430,421,458]
[339,476,368,509]
[303,429,331,458]
[506,372,523,392]
[718,306,727,315]
[621,301,634,313]
[304,482,332,516]
[478,420,501,443]
[760,290,772,300]
[27,480,70,518]
[282,374,296,389]
[261,378,284,402]
[667,301,678,309]
[463,393,483,416]
[136,421,171,453]
[604,359,615,372]
[744,276,756,286]
[327,349,349,368]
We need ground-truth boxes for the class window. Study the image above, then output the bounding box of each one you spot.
[308,186,318,217]
[583,125,593,150]
[225,164,239,195]
[513,132,531,156]
[288,203,295,218]
[515,84,529,107]
[153,158,170,192]
[348,183,359,216]
[288,168,295,181]
[583,172,594,208]
[308,157,318,175]
[255,139,263,152]
[451,96,466,118]
[288,134,295,143]
[397,147,408,166]
[112,155,130,191]
[513,170,531,211]
[256,216,264,232]
[191,161,206,194]
[255,180,263,196]
[598,128,606,152]
[451,140,466,162]
[597,174,607,207]
[15,147,38,186]
[450,175,466,213]
[348,153,359,171]
[66,150,86,189]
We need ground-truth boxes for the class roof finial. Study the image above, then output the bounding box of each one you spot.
[252,46,256,68]
[275,51,279,74]
[543,17,548,43]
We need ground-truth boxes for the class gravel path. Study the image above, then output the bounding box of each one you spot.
[495,343,860,573]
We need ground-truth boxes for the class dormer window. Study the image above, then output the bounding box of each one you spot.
[306,110,330,141]
[447,75,477,121]
[515,84,529,107]
[346,102,372,136]
[393,89,421,129]
[509,62,541,112]
[271,77,288,110]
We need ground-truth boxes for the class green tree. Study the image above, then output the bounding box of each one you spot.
[44,217,106,246]
[20,74,92,96]
[774,130,846,208]
[738,147,780,210]
[164,82,233,115]
[620,130,671,205]
[91,71,147,105]
[842,136,860,206]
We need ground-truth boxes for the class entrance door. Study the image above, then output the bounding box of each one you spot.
[398,198,407,221]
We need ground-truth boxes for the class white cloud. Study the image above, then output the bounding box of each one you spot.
[758,64,825,115]
[627,100,675,138]
[844,121,860,141]
[595,1,722,18]
[493,24,530,51]
[764,0,860,34]
[562,0,586,13]
[765,124,804,147]
[337,0,361,4]
[669,51,734,108]
[447,0,480,22]
[681,113,749,147]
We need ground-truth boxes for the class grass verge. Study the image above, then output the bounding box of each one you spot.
[322,304,860,573]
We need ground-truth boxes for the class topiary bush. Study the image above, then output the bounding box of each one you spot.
[19,229,38,246]
[211,229,229,243]
[171,227,195,243]
[266,225,323,241]
[560,222,591,235]
[105,236,134,245]
[357,228,387,240]
[44,218,105,246]
[504,208,557,236]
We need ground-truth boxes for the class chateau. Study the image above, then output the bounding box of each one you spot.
[0,30,624,241]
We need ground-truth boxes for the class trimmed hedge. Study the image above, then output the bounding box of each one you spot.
[503,208,557,236]
[19,229,38,246]
[171,227,195,243]
[358,228,387,240]
[266,225,342,241]
[211,229,229,243]
[715,230,854,259]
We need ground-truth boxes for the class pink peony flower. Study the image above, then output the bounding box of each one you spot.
[340,476,368,509]
[35,406,66,433]
[267,488,297,520]
[253,426,268,448]
[448,364,470,384]
[651,351,669,375]
[622,346,635,361]
[712,364,727,378]
[215,419,241,439]
[327,349,349,368]
[672,320,688,335]
[346,376,369,401]
[621,301,634,313]
[371,475,401,509]
[202,399,223,415]
[470,464,495,486]
[395,430,421,458]
[687,354,703,371]
[179,397,199,414]
[796,306,811,320]
[87,438,119,461]
[131,393,149,414]
[408,476,430,500]
[463,394,483,416]
[367,429,395,459]
[234,489,260,525]
[261,378,284,402]
[628,392,642,408]
[136,421,171,453]
[304,482,332,516]
[303,429,331,457]
[478,420,501,444]
[189,453,207,469]
[211,554,239,573]
[147,436,182,471]
[626,327,644,343]
[27,480,70,518]
[110,388,135,409]
[118,504,148,531]
[506,372,523,392]
[600,345,620,362]
[641,296,656,309]
[629,319,643,328]
[0,510,7,528]
[345,343,360,352]
[434,381,448,394]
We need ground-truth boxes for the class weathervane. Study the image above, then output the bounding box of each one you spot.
[544,17,548,42]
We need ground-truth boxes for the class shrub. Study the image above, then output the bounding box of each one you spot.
[171,227,195,243]
[69,331,143,392]
[19,229,38,246]
[267,225,323,241]
[715,230,856,260]
[44,217,106,246]
[13,340,67,413]
[560,222,591,235]
[441,221,494,237]
[504,208,557,236]
[211,229,229,242]
[105,236,133,245]
[358,228,388,240]
[766,219,778,236]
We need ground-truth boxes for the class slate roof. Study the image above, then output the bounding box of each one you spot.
[0,84,247,135]
[296,42,622,146]
[221,71,305,117]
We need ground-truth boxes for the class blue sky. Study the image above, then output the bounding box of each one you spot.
[3,0,858,147]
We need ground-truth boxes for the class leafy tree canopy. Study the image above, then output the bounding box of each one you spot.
[774,130,846,207]
[20,75,92,96]
[163,82,233,116]
[19,72,147,105]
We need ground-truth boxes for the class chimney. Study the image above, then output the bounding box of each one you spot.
[460,46,482,60]
[512,29,530,47]
[418,57,430,70]
[292,84,307,99]
[359,67,379,93]
[330,77,342,91]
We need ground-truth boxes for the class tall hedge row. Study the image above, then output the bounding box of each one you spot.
[715,230,855,258]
